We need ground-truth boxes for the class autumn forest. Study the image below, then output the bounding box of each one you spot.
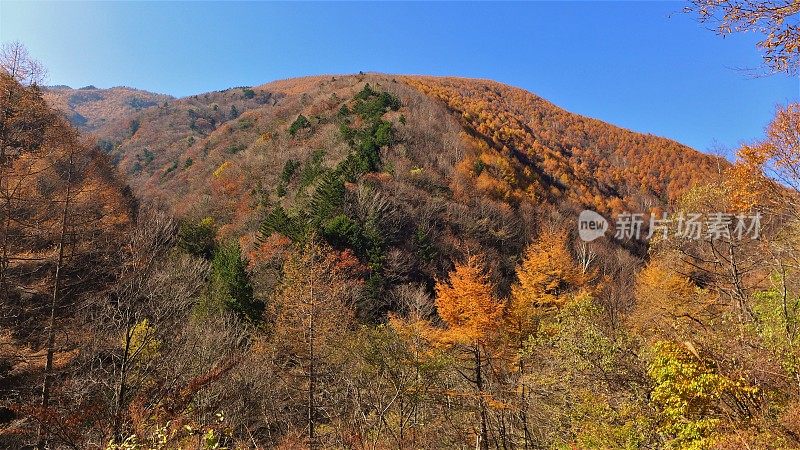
[1,1,799,449]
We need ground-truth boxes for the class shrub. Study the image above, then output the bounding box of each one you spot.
[225,143,246,154]
[280,159,301,183]
[165,160,178,174]
[138,148,155,165]
[237,118,254,130]
[129,119,140,136]
[213,161,231,178]
[98,139,115,154]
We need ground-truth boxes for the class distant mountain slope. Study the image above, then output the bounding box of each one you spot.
[402,76,725,210]
[45,74,724,211]
[43,85,173,135]
[42,74,726,288]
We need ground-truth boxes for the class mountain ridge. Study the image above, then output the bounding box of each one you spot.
[47,73,712,152]
[42,74,726,260]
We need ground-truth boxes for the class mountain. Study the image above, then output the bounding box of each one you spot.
[9,72,795,449]
[43,84,173,135]
[39,73,726,303]
[46,74,724,216]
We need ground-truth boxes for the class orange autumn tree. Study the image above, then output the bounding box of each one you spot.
[436,255,503,345]
[434,254,503,450]
[630,258,718,343]
[505,229,583,445]
[509,229,583,337]
[728,103,800,217]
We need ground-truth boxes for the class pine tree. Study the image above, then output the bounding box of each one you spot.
[208,242,262,322]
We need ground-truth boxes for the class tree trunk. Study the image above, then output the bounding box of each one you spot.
[37,152,73,450]
[112,313,133,442]
[0,87,11,300]
[307,269,316,450]
[519,353,531,449]
[475,344,489,450]
[0,161,8,301]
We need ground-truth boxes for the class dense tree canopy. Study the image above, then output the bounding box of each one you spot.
[2,37,799,448]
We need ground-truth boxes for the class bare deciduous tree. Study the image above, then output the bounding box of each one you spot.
[0,41,46,86]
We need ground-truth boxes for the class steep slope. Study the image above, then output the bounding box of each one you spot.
[69,75,724,218]
[403,76,725,210]
[49,74,724,212]
[43,74,726,301]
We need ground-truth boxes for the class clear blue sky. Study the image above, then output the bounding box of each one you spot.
[2,1,798,154]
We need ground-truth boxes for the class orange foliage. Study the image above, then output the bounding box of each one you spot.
[507,229,583,340]
[402,76,724,212]
[511,229,583,311]
[727,103,800,216]
[246,233,293,269]
[435,255,503,345]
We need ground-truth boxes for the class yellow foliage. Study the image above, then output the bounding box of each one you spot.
[631,259,715,341]
[126,319,160,363]
[212,161,232,178]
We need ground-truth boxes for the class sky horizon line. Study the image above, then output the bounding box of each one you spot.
[4,1,797,155]
[42,70,764,155]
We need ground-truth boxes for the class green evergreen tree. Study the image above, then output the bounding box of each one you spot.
[209,242,262,322]
[259,205,307,242]
[309,171,346,226]
[289,114,311,136]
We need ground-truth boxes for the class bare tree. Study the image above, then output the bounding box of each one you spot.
[36,148,74,450]
[0,41,46,86]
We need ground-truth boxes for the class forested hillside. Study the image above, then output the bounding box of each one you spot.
[3,58,800,449]
[44,85,172,135]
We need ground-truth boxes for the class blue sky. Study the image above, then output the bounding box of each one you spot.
[1,1,797,154]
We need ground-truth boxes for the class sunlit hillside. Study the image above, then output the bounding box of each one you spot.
[3,59,797,450]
